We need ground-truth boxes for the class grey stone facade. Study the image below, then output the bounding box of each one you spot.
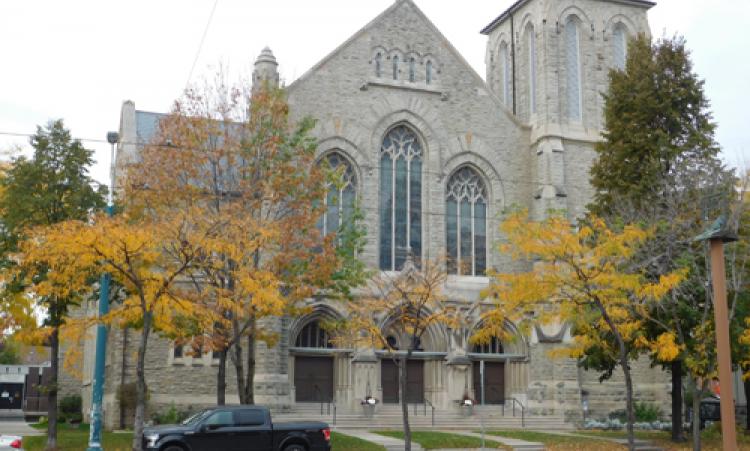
[78,0,681,429]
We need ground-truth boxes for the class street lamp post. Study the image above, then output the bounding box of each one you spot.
[694,215,738,451]
[87,131,119,451]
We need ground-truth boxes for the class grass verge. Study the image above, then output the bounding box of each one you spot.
[331,431,386,450]
[374,430,507,449]
[25,424,133,451]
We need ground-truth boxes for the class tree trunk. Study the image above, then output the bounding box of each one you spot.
[597,301,635,451]
[45,327,59,451]
[243,332,255,405]
[217,348,227,406]
[621,349,635,451]
[745,373,750,431]
[671,360,684,442]
[232,336,246,404]
[400,352,412,451]
[690,377,704,451]
[132,313,152,451]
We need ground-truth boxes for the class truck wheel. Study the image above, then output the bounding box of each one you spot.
[283,445,306,451]
[161,445,186,451]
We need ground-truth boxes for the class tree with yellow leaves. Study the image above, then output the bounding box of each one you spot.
[122,76,365,408]
[19,212,213,451]
[333,257,461,451]
[0,120,105,450]
[481,211,685,451]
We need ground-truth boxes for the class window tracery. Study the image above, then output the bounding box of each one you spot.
[446,167,487,276]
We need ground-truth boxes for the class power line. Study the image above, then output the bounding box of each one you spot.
[185,0,220,90]
[0,130,596,193]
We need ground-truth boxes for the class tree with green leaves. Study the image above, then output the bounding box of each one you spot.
[0,120,105,450]
[588,35,736,449]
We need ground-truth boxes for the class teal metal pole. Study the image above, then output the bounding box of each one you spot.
[87,134,118,451]
[87,271,110,451]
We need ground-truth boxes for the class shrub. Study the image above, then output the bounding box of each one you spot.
[152,403,192,425]
[634,402,662,422]
[58,395,83,424]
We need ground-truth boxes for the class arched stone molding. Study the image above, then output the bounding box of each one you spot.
[467,318,530,358]
[604,14,637,38]
[518,13,536,43]
[378,308,449,353]
[444,151,506,211]
[288,303,347,347]
[556,6,593,37]
[369,104,445,164]
[316,137,366,187]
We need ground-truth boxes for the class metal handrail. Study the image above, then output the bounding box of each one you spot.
[424,398,435,426]
[507,397,526,427]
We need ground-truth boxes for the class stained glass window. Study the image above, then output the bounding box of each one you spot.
[613,24,627,70]
[393,55,399,80]
[499,42,511,106]
[527,26,537,114]
[318,152,357,237]
[446,167,487,276]
[295,321,333,349]
[375,52,383,78]
[566,17,582,121]
[380,125,422,270]
[472,336,504,354]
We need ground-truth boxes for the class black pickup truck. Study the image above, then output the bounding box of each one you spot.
[143,405,331,451]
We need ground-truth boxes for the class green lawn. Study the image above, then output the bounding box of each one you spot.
[483,429,604,445]
[25,425,381,451]
[331,431,385,450]
[25,424,133,451]
[375,430,507,449]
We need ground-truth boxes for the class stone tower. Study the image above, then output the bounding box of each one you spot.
[481,0,653,221]
[253,46,280,91]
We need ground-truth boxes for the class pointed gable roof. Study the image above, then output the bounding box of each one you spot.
[287,0,489,94]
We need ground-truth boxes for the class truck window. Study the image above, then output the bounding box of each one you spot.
[203,410,234,427]
[234,409,266,426]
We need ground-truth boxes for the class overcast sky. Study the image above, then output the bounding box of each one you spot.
[1,0,748,184]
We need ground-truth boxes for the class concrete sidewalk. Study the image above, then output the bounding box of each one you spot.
[335,429,424,450]
[450,431,544,450]
[0,421,44,437]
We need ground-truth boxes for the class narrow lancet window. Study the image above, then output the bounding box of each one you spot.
[379,125,422,270]
[566,17,582,121]
[375,52,382,78]
[393,55,399,80]
[446,167,487,276]
[409,58,416,82]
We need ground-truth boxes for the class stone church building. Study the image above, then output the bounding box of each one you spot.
[78,0,675,428]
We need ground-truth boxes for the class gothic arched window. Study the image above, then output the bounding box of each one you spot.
[446,167,487,276]
[295,321,334,349]
[526,25,537,115]
[499,42,511,106]
[565,17,582,121]
[375,52,383,78]
[409,58,416,82]
[612,24,627,70]
[379,125,422,271]
[472,336,504,354]
[393,55,399,80]
[319,152,357,237]
[426,60,433,85]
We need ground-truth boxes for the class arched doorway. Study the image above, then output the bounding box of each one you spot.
[472,336,505,404]
[293,320,334,402]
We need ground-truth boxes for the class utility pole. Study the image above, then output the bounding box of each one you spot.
[695,215,738,451]
[87,131,119,451]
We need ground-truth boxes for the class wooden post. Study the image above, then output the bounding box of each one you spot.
[709,239,738,451]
